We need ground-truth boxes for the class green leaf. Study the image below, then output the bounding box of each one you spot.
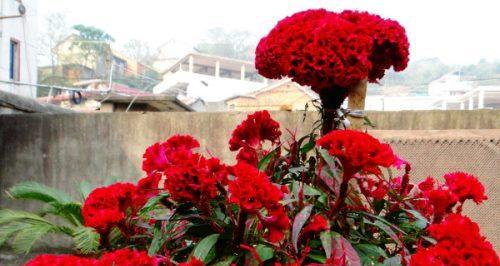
[212,256,236,266]
[320,231,332,259]
[8,181,73,204]
[79,180,94,201]
[148,221,164,256]
[355,244,387,265]
[366,220,403,246]
[139,193,169,217]
[255,244,274,262]
[44,202,83,226]
[192,233,220,263]
[403,209,429,229]
[383,255,402,266]
[330,232,362,266]
[0,209,48,225]
[0,221,29,247]
[317,149,341,195]
[300,141,316,154]
[12,221,56,253]
[258,148,278,171]
[292,205,313,252]
[73,226,100,254]
[363,116,376,128]
[291,181,323,197]
[308,253,327,263]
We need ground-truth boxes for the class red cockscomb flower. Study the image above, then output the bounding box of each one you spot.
[303,214,329,234]
[444,172,487,204]
[98,248,158,266]
[425,187,458,220]
[316,130,396,176]
[82,183,137,234]
[228,163,283,212]
[24,254,96,266]
[163,153,228,207]
[411,214,499,266]
[229,111,281,165]
[229,163,289,242]
[256,9,409,107]
[142,135,200,174]
[136,172,162,206]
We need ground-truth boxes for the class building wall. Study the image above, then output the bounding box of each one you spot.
[226,83,315,111]
[0,0,37,97]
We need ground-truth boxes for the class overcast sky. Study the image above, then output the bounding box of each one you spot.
[39,0,500,65]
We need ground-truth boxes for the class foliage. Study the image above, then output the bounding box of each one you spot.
[0,180,112,255]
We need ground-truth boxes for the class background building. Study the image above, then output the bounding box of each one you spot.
[226,79,318,111]
[0,0,38,98]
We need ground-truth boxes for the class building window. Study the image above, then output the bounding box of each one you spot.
[9,39,21,81]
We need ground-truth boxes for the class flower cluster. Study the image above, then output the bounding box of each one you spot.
[163,154,228,206]
[317,130,396,176]
[16,110,496,265]
[24,254,95,266]
[229,110,281,165]
[143,135,228,208]
[255,9,409,99]
[414,172,487,222]
[411,214,499,266]
[82,183,138,234]
[142,134,200,174]
[24,248,158,266]
[228,162,290,242]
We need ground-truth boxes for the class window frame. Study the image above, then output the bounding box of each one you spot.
[9,38,21,81]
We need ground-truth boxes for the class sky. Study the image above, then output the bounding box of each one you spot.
[38,0,500,65]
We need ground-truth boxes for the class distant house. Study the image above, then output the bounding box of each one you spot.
[428,73,474,97]
[37,79,192,112]
[153,53,267,110]
[0,0,38,98]
[50,34,159,87]
[225,79,318,112]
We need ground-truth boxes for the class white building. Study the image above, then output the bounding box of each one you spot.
[153,53,267,110]
[0,0,38,98]
[363,73,500,111]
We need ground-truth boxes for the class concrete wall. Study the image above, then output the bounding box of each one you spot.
[0,0,38,98]
[0,110,499,251]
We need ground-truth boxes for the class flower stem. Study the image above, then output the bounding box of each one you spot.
[234,211,248,246]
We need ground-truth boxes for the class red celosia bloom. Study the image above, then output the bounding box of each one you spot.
[179,258,204,266]
[142,135,200,174]
[228,163,283,212]
[163,153,228,206]
[98,248,158,266]
[229,111,281,165]
[316,130,397,176]
[418,177,435,192]
[82,183,137,234]
[229,163,290,242]
[260,208,291,242]
[444,172,487,204]
[256,9,409,105]
[136,172,162,206]
[303,214,329,234]
[24,254,96,266]
[425,187,458,219]
[411,214,499,266]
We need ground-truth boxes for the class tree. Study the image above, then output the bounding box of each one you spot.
[122,39,158,66]
[37,13,70,66]
[195,27,257,61]
[71,24,115,79]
